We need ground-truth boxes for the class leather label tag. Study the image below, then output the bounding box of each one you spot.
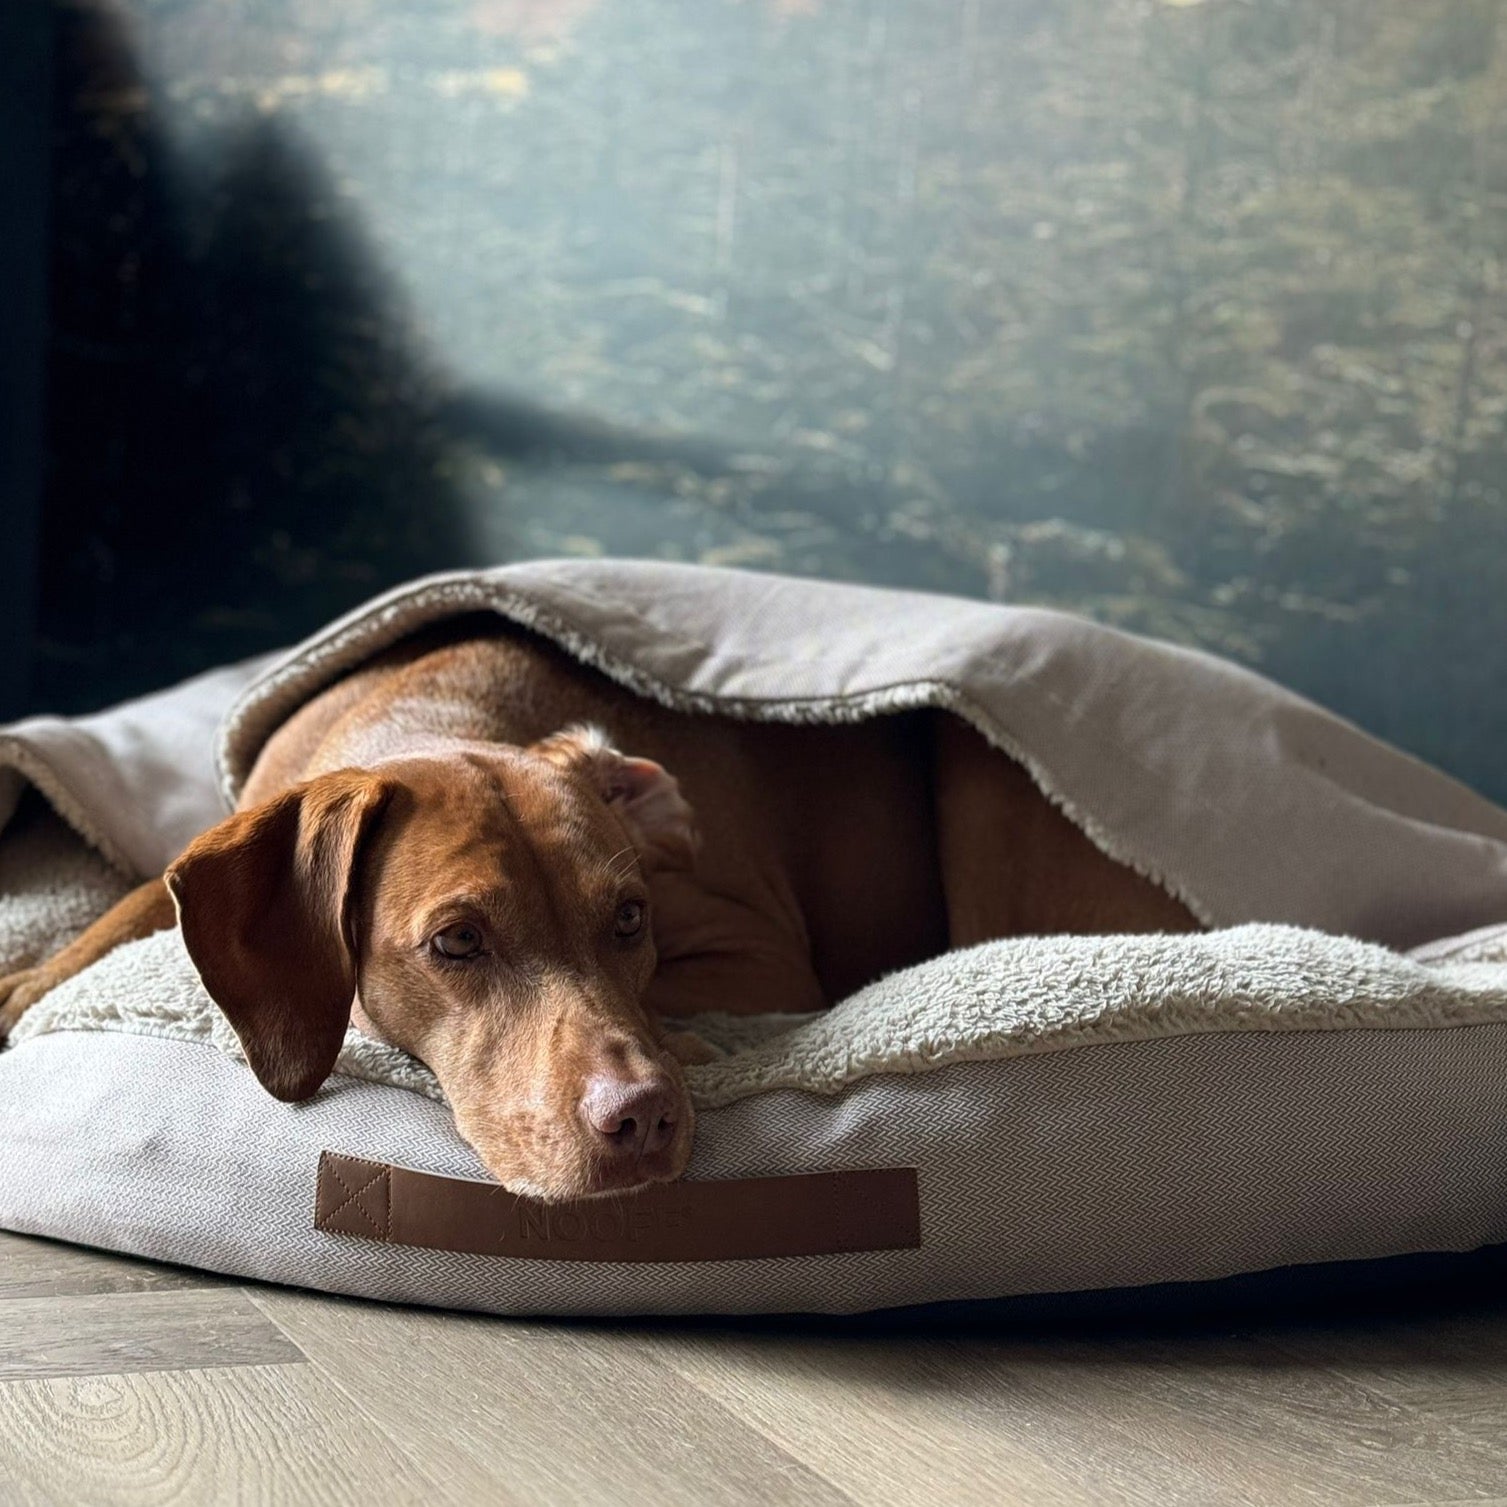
[315,1150,921,1263]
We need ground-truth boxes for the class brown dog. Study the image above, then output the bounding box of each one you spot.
[0,617,1196,1199]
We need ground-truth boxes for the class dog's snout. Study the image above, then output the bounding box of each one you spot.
[580,1076,679,1159]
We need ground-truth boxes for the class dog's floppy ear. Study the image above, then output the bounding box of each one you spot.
[535,724,699,872]
[165,769,393,1102]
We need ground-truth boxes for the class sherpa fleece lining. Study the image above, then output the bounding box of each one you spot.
[14,917,1507,1111]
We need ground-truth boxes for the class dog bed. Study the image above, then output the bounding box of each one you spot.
[4,559,1507,1317]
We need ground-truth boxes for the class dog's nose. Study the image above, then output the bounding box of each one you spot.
[579,1076,679,1159]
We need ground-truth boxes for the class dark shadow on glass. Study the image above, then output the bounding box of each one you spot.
[0,0,53,722]
[39,3,477,710]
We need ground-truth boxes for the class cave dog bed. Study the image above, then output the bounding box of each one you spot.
[5,561,1507,1316]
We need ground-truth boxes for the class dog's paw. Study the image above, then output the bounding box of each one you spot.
[660,1028,722,1066]
[0,967,60,1041]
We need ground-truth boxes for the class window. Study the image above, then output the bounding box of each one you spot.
[30,0,1507,802]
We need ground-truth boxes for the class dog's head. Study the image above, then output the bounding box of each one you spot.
[165,727,699,1201]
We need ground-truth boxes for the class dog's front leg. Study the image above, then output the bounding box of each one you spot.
[657,1025,723,1065]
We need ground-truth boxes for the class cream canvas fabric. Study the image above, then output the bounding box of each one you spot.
[4,560,1507,1315]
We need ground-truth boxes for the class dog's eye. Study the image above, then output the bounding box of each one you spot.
[614,899,646,938]
[431,924,484,960]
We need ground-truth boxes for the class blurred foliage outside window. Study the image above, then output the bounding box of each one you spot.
[34,0,1507,801]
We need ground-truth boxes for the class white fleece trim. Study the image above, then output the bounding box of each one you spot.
[13,922,1507,1112]
[0,806,133,976]
[0,737,137,876]
[1407,920,1507,966]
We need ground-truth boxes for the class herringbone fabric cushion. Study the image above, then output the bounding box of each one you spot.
[4,999,1506,1316]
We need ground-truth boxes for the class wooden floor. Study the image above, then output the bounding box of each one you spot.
[3,1230,1507,1506]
